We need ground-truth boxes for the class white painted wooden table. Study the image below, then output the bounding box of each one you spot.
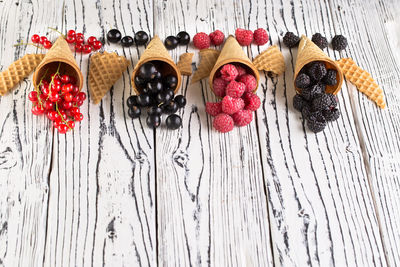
[0,0,399,266]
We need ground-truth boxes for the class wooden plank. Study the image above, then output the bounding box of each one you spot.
[328,0,400,265]
[0,0,62,266]
[42,0,156,266]
[153,0,273,266]
[243,0,387,266]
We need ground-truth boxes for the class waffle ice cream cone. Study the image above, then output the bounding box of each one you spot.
[209,35,260,93]
[89,52,129,104]
[295,35,343,95]
[177,53,193,76]
[336,58,385,108]
[0,54,45,95]
[32,36,83,91]
[191,49,220,84]
[131,35,181,94]
[252,45,285,75]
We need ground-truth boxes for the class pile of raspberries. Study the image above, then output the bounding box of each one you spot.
[193,28,269,49]
[293,61,341,133]
[206,63,261,133]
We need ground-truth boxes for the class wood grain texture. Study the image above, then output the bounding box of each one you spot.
[153,0,273,266]
[243,0,387,266]
[328,0,400,265]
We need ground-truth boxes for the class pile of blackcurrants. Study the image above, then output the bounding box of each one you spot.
[107,29,149,47]
[126,62,186,130]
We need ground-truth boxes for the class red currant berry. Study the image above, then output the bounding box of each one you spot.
[43,40,52,49]
[53,120,61,128]
[43,101,54,110]
[77,92,86,101]
[58,124,68,134]
[61,75,70,84]
[39,36,48,44]
[75,44,83,52]
[69,76,76,85]
[53,78,61,85]
[83,45,92,54]
[92,40,102,50]
[66,35,76,44]
[36,105,45,115]
[28,91,38,102]
[49,92,60,102]
[87,36,97,46]
[51,73,61,80]
[59,111,67,120]
[71,107,80,115]
[46,111,53,120]
[67,30,76,37]
[42,86,50,96]
[61,84,72,94]
[62,101,73,110]
[40,94,47,102]
[67,121,75,129]
[72,86,79,95]
[31,106,39,115]
[74,113,83,121]
[77,100,84,106]
[31,34,40,43]
[75,33,84,44]
[63,93,73,102]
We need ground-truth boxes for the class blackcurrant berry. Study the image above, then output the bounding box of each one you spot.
[134,75,146,89]
[128,106,141,118]
[176,31,190,45]
[121,36,134,47]
[174,95,186,108]
[165,89,174,99]
[107,29,122,43]
[127,95,138,107]
[137,94,151,107]
[164,101,179,114]
[166,114,182,130]
[164,75,178,88]
[134,31,149,45]
[148,106,162,116]
[146,114,161,128]
[164,36,179,50]
[156,91,172,104]
[138,62,157,81]
[154,71,162,81]
[147,81,163,94]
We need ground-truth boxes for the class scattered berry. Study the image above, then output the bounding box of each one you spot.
[176,31,190,45]
[92,41,102,50]
[193,32,211,50]
[75,33,84,44]
[225,80,245,98]
[128,106,141,118]
[232,109,253,127]
[311,94,334,111]
[83,45,92,54]
[87,36,97,46]
[174,95,186,108]
[301,84,324,101]
[166,114,182,130]
[295,73,311,89]
[66,35,76,44]
[31,34,40,43]
[206,102,222,116]
[212,77,228,97]
[331,35,347,51]
[39,36,47,45]
[323,108,340,121]
[307,61,327,82]
[121,36,134,47]
[138,62,157,81]
[322,69,337,86]
[243,92,261,111]
[253,28,269,45]
[220,64,238,82]
[283,32,300,48]
[311,33,328,50]
[146,114,161,128]
[213,113,234,133]
[221,95,244,115]
[134,31,149,45]
[307,112,326,133]
[293,94,307,111]
[107,29,122,43]
[43,40,52,49]
[164,36,179,50]
[75,44,83,52]
[67,30,76,37]
[235,28,253,46]
[164,75,178,89]
[209,30,225,46]
[239,74,257,92]
[234,64,247,78]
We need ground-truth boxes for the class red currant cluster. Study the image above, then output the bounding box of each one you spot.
[65,30,102,54]
[28,68,86,134]
[31,34,52,49]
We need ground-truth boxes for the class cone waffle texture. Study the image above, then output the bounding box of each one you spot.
[337,58,385,108]
[191,49,220,83]
[177,53,193,76]
[89,52,129,104]
[252,45,285,75]
[0,54,44,95]
[295,35,343,95]
[33,36,83,90]
[131,35,181,94]
[209,35,260,93]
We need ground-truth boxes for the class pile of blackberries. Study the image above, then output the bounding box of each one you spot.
[283,32,347,51]
[293,61,341,133]
[127,62,186,130]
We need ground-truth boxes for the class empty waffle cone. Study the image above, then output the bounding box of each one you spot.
[89,52,130,104]
[252,45,285,75]
[177,52,193,76]
[0,54,45,95]
[294,35,343,95]
[131,35,181,94]
[209,35,260,93]
[191,49,220,84]
[32,36,83,90]
[336,58,385,108]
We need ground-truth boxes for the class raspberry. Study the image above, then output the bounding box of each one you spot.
[295,73,311,89]
[306,61,327,82]
[206,102,222,116]
[209,30,225,46]
[243,92,261,111]
[232,109,253,127]
[235,28,253,46]
[293,94,308,112]
[225,80,246,98]
[322,69,337,86]
[221,95,244,115]
[323,108,340,121]
[193,32,211,50]
[253,28,269,45]
[311,33,328,50]
[212,77,228,97]
[234,64,247,78]
[239,74,257,92]
[213,113,234,133]
[283,32,300,48]
[220,64,238,81]
[331,35,347,51]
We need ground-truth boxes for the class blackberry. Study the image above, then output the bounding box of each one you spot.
[306,61,327,82]
[311,33,328,50]
[323,108,341,121]
[293,94,308,112]
[295,73,311,89]
[322,69,337,85]
[326,94,338,108]
[301,84,324,101]
[311,94,333,111]
[307,114,326,133]
[283,32,300,48]
[332,35,347,51]
[318,82,326,93]
[301,105,312,119]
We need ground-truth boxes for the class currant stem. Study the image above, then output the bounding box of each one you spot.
[55,102,72,131]
[35,69,49,107]
[47,62,62,100]
[48,27,65,38]
[14,42,42,49]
